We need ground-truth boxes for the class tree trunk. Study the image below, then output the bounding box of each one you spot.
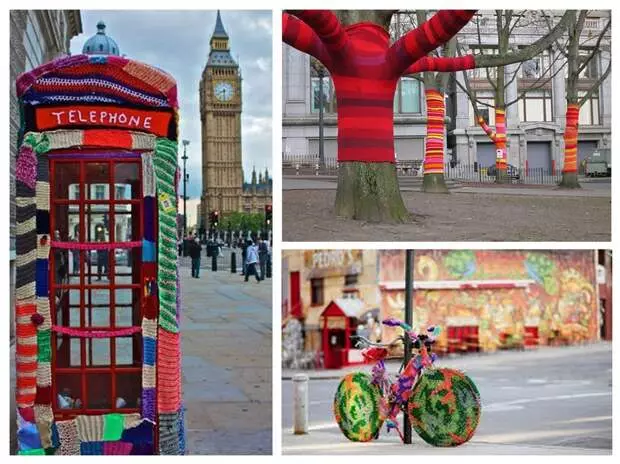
[493,108,509,184]
[335,162,411,222]
[558,103,581,188]
[422,88,449,193]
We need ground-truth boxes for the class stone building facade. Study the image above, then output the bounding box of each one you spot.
[9,10,82,337]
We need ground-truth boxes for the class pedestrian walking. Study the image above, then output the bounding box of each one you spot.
[96,236,108,281]
[244,240,261,283]
[189,236,202,278]
[240,238,248,276]
[258,237,268,281]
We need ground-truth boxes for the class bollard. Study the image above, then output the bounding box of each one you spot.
[211,253,217,272]
[296,163,300,176]
[293,373,309,435]
[315,163,319,176]
[230,251,237,274]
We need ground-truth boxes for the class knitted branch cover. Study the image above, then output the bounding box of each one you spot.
[14,54,185,455]
[333,372,383,442]
[407,368,481,447]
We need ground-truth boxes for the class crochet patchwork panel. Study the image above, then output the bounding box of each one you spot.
[15,54,185,455]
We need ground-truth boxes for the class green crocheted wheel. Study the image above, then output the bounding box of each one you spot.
[333,372,383,442]
[407,368,481,447]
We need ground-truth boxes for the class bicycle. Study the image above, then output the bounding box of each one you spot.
[333,317,481,447]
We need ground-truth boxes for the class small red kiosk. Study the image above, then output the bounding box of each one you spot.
[320,299,367,369]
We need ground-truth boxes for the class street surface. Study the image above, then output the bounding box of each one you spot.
[179,255,272,454]
[282,343,612,455]
[282,184,611,241]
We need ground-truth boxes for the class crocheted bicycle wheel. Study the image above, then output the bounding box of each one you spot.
[333,372,383,442]
[407,368,481,447]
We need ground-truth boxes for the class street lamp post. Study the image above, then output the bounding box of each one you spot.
[403,249,414,444]
[182,139,190,238]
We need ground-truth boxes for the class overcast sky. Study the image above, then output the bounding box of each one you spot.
[70,10,272,199]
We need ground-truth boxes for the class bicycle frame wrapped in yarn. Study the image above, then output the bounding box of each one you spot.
[14,54,185,455]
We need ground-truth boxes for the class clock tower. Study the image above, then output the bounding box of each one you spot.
[200,10,243,228]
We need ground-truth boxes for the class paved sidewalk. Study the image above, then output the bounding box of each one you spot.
[180,260,272,454]
[282,341,612,380]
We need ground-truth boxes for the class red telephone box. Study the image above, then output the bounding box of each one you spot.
[320,299,366,369]
[14,54,183,455]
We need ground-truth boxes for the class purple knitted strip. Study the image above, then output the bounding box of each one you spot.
[47,152,141,159]
[15,146,37,189]
[16,55,89,96]
[141,388,156,422]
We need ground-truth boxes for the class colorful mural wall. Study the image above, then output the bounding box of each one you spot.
[379,251,598,352]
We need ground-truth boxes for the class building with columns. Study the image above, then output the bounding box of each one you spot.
[199,11,271,229]
[282,10,611,171]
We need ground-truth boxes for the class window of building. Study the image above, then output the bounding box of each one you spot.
[578,91,600,125]
[310,278,324,306]
[310,70,337,114]
[469,93,495,127]
[518,90,553,122]
[344,274,358,286]
[578,50,599,79]
[518,50,551,79]
[94,185,106,200]
[394,77,421,114]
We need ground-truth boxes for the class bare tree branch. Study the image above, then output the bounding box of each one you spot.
[543,10,569,57]
[577,18,611,75]
[578,59,611,107]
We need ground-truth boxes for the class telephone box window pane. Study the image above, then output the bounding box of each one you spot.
[115,305,133,327]
[86,163,109,200]
[116,335,140,366]
[55,335,81,368]
[87,373,112,409]
[54,162,80,199]
[116,372,142,408]
[56,374,83,410]
[114,163,140,199]
[53,204,80,242]
[85,289,110,328]
[86,204,111,243]
[114,204,139,241]
[85,249,111,281]
[88,338,110,366]
[114,248,140,285]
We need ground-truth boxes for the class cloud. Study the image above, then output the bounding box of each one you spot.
[71,10,272,197]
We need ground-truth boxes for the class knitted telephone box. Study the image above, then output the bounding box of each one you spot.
[14,54,185,455]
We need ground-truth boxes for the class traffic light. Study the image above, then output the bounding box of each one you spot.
[265,204,272,226]
[210,210,219,228]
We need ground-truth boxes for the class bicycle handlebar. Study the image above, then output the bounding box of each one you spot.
[351,335,403,349]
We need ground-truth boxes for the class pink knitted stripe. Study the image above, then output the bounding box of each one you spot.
[51,240,142,250]
[52,326,140,338]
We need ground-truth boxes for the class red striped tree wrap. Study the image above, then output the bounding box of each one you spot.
[283,10,476,163]
[494,109,507,171]
[563,104,579,173]
[423,89,446,175]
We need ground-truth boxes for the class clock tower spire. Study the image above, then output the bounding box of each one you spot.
[200,10,243,229]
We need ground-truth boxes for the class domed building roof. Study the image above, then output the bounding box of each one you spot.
[82,21,120,56]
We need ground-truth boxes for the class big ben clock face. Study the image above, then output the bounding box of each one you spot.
[214,81,234,102]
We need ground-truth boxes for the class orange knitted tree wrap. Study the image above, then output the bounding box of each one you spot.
[423,89,445,176]
[563,104,579,174]
[477,108,507,172]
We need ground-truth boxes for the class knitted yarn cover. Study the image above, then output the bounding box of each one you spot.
[333,372,383,442]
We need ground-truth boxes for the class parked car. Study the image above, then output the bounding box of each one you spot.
[585,148,611,177]
[486,163,521,181]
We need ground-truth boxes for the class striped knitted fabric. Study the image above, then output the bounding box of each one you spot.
[423,89,446,175]
[478,108,507,170]
[75,414,105,442]
[158,412,180,455]
[283,10,476,163]
[80,441,104,455]
[562,104,579,173]
[157,328,181,413]
[103,441,133,455]
[153,138,179,333]
[16,54,178,110]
